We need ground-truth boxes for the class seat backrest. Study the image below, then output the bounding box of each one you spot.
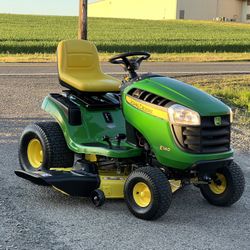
[57,40,102,77]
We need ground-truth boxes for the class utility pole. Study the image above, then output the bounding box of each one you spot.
[78,0,88,40]
[216,0,219,18]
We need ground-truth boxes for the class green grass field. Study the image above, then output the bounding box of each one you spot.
[1,13,250,56]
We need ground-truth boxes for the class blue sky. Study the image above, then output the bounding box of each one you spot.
[0,0,95,16]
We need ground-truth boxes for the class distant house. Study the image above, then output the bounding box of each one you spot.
[89,0,250,23]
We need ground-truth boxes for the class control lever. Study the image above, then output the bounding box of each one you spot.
[115,134,127,147]
[103,135,112,148]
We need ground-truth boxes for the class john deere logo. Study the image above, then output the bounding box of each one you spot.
[214,117,222,126]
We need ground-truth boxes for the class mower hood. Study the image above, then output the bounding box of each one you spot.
[132,76,230,116]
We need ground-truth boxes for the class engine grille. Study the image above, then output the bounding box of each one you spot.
[173,115,231,154]
[128,88,169,107]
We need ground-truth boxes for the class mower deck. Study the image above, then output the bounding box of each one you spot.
[15,169,182,198]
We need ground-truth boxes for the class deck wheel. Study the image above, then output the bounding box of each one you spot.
[91,189,106,207]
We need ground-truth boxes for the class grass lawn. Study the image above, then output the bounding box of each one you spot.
[1,14,250,62]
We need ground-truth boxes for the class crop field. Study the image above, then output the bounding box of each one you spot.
[1,13,250,55]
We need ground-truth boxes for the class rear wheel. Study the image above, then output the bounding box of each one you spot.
[200,162,245,206]
[124,167,172,220]
[19,122,74,171]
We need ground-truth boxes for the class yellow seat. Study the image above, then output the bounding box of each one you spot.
[57,40,120,92]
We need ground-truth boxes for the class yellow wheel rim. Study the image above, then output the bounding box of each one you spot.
[209,173,227,195]
[133,182,152,207]
[27,139,43,169]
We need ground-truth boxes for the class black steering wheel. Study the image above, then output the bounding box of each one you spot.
[109,52,150,78]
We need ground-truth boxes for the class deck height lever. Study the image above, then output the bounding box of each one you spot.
[103,135,112,148]
[115,134,127,147]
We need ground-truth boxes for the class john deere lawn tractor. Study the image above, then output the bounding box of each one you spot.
[16,40,245,220]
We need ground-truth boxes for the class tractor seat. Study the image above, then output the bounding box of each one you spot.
[57,40,121,92]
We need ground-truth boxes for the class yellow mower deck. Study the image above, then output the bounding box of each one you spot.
[100,174,181,198]
[50,168,182,198]
[15,168,182,199]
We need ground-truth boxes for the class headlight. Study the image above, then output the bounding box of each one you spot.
[168,104,200,126]
[230,109,233,123]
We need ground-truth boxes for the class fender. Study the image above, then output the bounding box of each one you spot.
[41,95,142,158]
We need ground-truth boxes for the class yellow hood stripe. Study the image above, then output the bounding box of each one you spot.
[126,95,169,121]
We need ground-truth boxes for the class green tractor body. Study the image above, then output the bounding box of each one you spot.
[16,40,244,220]
[123,76,233,169]
[42,75,233,170]
[41,94,141,158]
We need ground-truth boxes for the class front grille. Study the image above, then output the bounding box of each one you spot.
[173,115,231,154]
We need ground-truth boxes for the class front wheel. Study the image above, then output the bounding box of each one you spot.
[200,162,245,206]
[124,167,172,220]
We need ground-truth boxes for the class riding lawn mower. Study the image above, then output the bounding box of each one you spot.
[15,40,245,220]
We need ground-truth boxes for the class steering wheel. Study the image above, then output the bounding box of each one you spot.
[109,52,150,78]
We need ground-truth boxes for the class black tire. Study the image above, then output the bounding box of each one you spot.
[91,189,106,207]
[200,162,245,206]
[124,167,172,220]
[19,122,74,171]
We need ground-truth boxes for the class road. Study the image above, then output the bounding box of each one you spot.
[0,63,249,250]
[1,62,250,76]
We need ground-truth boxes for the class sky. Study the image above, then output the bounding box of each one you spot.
[0,0,95,16]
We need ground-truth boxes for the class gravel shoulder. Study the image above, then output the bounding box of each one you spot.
[0,75,249,250]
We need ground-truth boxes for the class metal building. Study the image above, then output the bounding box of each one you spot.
[89,0,250,22]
